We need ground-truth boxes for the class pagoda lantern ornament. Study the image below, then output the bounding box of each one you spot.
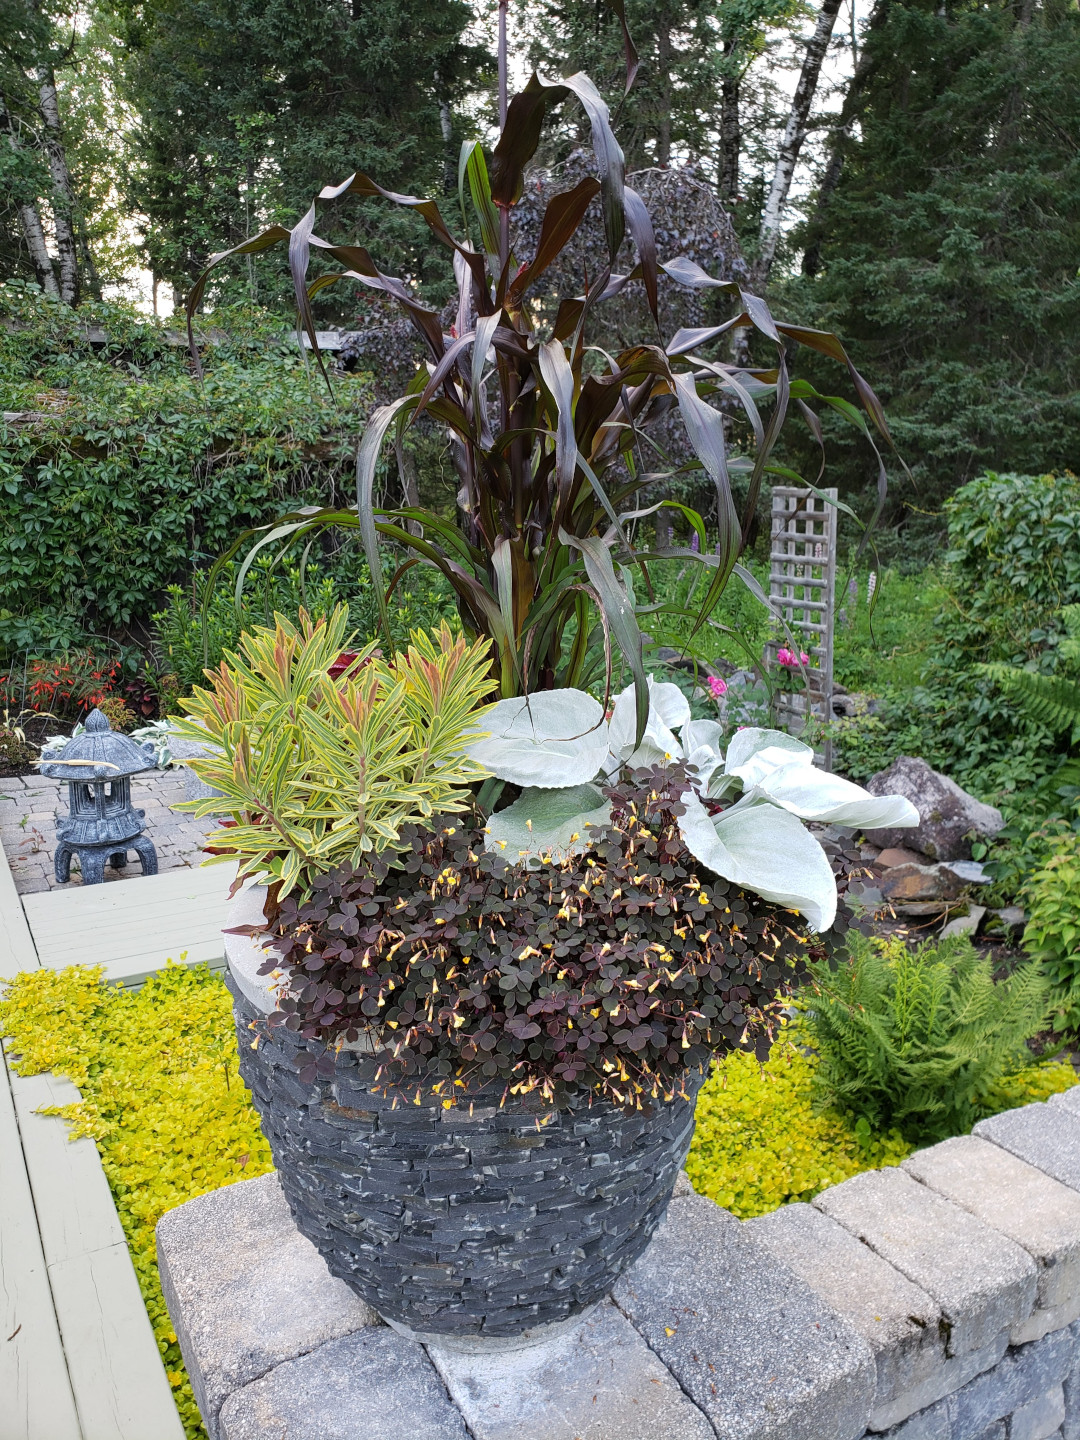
[39,708,159,885]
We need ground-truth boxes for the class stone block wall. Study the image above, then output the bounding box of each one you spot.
[739,1084,1080,1440]
[158,1088,1080,1440]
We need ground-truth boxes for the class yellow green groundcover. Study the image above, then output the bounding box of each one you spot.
[1,962,1075,1440]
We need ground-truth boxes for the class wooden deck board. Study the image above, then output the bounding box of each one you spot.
[49,1245,186,1440]
[0,1047,82,1440]
[22,863,232,984]
[1,842,188,1439]
[8,1072,127,1264]
[10,1066,186,1440]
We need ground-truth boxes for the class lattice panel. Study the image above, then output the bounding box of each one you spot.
[764,486,838,767]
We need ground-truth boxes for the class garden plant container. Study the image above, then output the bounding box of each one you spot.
[225,886,704,1346]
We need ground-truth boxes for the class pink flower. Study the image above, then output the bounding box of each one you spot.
[706,675,727,700]
[776,648,810,669]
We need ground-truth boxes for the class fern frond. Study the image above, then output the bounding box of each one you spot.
[979,663,1080,736]
[802,933,1051,1143]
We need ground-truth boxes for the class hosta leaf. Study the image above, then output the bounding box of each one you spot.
[462,690,608,787]
[678,790,839,932]
[752,766,920,829]
[485,784,611,865]
[723,727,813,780]
[607,678,685,771]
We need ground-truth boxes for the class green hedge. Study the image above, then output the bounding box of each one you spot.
[835,471,1080,800]
[0,285,371,661]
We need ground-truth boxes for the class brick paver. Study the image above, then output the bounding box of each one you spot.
[0,769,217,894]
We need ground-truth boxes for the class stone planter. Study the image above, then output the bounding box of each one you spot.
[224,887,703,1347]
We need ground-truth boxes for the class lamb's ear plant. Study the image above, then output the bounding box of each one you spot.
[186,8,901,742]
[172,606,493,897]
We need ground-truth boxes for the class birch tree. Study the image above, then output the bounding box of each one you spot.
[757,0,844,281]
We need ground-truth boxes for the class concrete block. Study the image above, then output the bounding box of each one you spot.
[156,1172,377,1438]
[745,1201,960,1429]
[218,1329,470,1440]
[905,1136,1080,1340]
[429,1300,715,1440]
[1010,1386,1067,1440]
[613,1194,875,1440]
[814,1167,1038,1354]
[1050,1090,1080,1120]
[975,1105,1080,1194]
[948,1328,1076,1437]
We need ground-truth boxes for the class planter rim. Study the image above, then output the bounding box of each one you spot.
[223,882,282,1014]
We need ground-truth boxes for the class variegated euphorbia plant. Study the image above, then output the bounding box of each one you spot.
[185,1,899,746]
[463,683,918,932]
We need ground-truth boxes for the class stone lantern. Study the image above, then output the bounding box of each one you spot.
[39,708,159,885]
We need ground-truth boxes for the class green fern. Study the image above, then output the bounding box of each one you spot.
[980,604,1080,743]
[799,933,1051,1143]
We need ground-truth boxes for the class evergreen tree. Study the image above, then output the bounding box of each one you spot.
[523,0,795,204]
[782,0,1080,529]
[113,0,489,303]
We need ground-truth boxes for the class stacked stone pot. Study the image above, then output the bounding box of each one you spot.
[225,886,703,1346]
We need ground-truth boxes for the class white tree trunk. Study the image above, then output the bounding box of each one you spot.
[757,0,844,282]
[18,196,59,296]
[36,68,79,304]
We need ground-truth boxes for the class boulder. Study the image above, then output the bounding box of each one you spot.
[862,757,1003,862]
[875,846,925,870]
[879,864,964,904]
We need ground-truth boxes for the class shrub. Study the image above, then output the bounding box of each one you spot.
[0,962,274,1440]
[0,287,371,661]
[835,472,1080,800]
[262,766,865,1105]
[151,556,459,697]
[1023,832,1080,1032]
[799,932,1061,1143]
[0,648,122,720]
[176,609,493,896]
[96,695,138,732]
[685,1040,913,1217]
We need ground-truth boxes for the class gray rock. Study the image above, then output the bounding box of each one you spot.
[879,864,965,904]
[904,1136,1080,1340]
[813,1167,1037,1355]
[613,1194,875,1440]
[947,1327,1075,1436]
[672,1169,694,1198]
[745,1202,950,1430]
[1010,1386,1067,1440]
[875,1400,950,1439]
[429,1300,715,1440]
[975,1104,1080,1193]
[987,905,1027,937]
[218,1329,470,1440]
[940,905,987,940]
[862,757,1004,861]
[942,860,991,885]
[156,1172,378,1438]
[1062,1328,1080,1440]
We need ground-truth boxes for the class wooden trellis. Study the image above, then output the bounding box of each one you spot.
[764,486,838,769]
